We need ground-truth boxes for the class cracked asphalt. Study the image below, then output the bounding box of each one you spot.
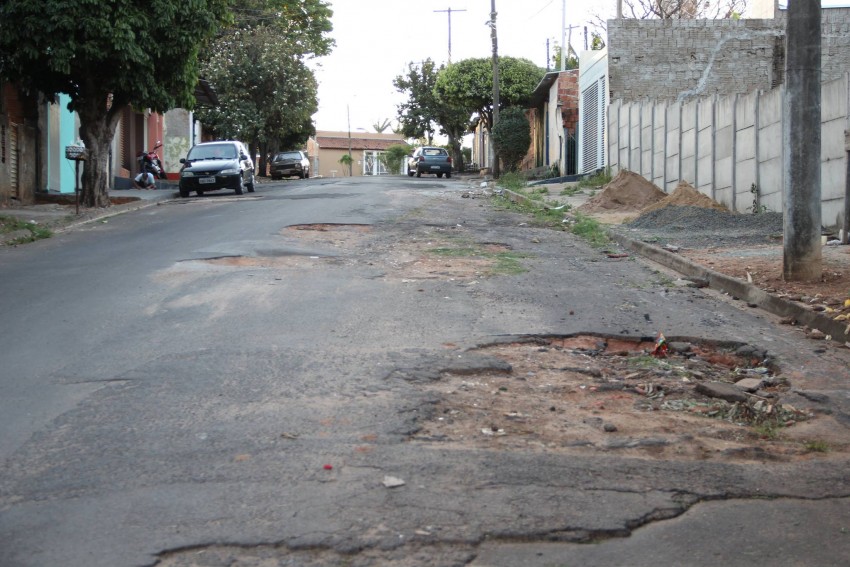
[0,176,848,566]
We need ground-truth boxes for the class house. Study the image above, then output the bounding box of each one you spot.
[0,79,219,200]
[307,131,407,178]
[0,83,39,204]
[524,69,580,178]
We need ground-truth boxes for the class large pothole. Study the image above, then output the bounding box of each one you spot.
[412,335,848,463]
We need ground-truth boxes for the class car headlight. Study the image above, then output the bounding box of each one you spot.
[181,171,194,177]
[220,168,239,175]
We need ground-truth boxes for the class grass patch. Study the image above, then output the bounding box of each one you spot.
[569,214,610,247]
[0,215,53,244]
[578,167,612,189]
[428,244,530,276]
[753,422,783,440]
[804,440,830,453]
[496,172,527,192]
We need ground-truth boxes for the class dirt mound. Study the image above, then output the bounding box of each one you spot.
[641,180,729,214]
[578,170,667,214]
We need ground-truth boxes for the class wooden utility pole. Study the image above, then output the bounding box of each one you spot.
[434,7,466,63]
[490,0,501,177]
[783,0,822,281]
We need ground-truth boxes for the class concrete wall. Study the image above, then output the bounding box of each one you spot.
[608,74,850,230]
[608,8,850,104]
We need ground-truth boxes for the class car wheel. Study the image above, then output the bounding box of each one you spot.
[437,172,443,178]
[304,170,309,179]
[235,178,244,195]
[196,189,204,196]
[416,170,422,178]
[446,172,452,178]
[179,185,190,198]
[247,182,255,193]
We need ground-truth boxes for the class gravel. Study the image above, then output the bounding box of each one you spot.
[610,206,784,249]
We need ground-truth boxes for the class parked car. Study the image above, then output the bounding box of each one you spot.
[178,141,255,198]
[270,150,310,180]
[407,146,453,178]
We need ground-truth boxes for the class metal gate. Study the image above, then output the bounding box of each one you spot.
[362,151,389,176]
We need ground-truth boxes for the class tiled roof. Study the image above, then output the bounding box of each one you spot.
[316,136,406,151]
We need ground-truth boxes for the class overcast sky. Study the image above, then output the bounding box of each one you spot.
[310,0,849,135]
[311,0,600,133]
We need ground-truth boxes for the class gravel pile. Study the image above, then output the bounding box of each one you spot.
[612,206,784,248]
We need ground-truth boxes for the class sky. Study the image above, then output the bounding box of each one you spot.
[310,1,850,135]
[311,0,601,133]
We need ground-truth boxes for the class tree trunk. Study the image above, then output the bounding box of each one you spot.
[77,94,122,209]
[447,133,464,173]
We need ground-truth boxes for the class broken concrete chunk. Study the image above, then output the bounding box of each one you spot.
[695,381,748,403]
[734,378,764,392]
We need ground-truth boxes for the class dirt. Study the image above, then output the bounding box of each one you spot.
[413,336,849,463]
[585,175,850,319]
[265,225,847,467]
[577,170,667,216]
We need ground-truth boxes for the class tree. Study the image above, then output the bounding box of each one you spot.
[372,119,393,133]
[339,153,353,176]
[0,0,231,207]
[394,58,470,171]
[550,44,578,72]
[491,107,531,172]
[434,57,544,174]
[394,59,441,144]
[595,0,747,36]
[195,0,333,177]
[379,143,412,175]
[195,26,320,176]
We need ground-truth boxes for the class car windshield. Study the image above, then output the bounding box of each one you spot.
[274,152,303,161]
[187,144,238,161]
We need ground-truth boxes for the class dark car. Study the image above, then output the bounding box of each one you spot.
[407,146,453,178]
[270,150,310,180]
[178,141,255,198]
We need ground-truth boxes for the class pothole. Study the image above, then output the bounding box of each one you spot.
[412,335,848,463]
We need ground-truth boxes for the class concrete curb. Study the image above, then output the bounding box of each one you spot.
[609,232,850,345]
[493,186,849,346]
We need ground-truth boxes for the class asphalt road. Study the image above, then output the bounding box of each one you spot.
[1,176,848,566]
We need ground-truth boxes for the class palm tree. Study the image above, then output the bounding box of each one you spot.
[339,153,354,176]
[372,118,393,133]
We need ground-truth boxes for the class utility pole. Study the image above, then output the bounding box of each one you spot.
[490,0,500,178]
[783,0,822,281]
[434,7,466,63]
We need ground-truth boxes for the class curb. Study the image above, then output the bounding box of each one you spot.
[56,191,179,233]
[609,232,850,346]
[494,186,849,346]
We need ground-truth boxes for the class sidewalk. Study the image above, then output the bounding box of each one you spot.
[492,180,850,348]
[0,187,178,239]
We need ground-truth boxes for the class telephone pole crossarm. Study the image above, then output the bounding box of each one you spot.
[434,7,467,63]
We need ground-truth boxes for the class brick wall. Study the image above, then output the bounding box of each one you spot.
[558,70,579,136]
[608,8,850,104]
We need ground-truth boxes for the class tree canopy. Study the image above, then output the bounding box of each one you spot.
[0,0,232,206]
[491,106,530,172]
[434,57,545,134]
[195,0,333,173]
[394,59,442,144]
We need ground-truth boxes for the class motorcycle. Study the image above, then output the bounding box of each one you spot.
[138,141,167,179]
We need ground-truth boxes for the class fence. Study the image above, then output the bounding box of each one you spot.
[608,74,850,229]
